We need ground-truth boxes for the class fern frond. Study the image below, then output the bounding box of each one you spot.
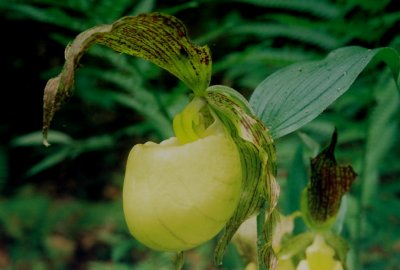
[214,46,319,73]
[5,4,88,31]
[92,0,138,22]
[230,23,340,50]
[233,0,341,19]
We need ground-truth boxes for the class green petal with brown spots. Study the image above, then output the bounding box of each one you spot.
[43,13,211,146]
[205,85,280,269]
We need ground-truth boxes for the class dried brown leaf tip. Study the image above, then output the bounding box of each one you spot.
[303,129,357,229]
[42,13,211,146]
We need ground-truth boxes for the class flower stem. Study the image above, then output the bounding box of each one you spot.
[257,204,267,270]
[174,251,184,270]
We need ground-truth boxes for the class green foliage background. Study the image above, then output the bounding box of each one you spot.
[0,0,399,269]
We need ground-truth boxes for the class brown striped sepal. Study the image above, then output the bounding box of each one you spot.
[301,130,357,230]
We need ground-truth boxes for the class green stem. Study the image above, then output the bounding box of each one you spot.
[257,204,267,270]
[174,251,184,270]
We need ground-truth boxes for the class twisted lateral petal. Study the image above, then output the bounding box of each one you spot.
[123,134,242,251]
[205,85,279,268]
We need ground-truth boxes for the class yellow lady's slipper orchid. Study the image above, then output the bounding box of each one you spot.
[41,12,279,268]
[123,98,242,251]
[296,235,343,270]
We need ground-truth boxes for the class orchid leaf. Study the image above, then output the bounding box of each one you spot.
[43,12,211,145]
[250,46,400,139]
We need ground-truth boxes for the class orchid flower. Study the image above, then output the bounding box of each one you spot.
[42,12,279,269]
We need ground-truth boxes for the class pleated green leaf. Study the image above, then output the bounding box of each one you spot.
[205,85,279,269]
[43,12,211,145]
[250,46,400,139]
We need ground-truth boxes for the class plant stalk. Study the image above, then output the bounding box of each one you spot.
[256,203,267,270]
[174,251,184,270]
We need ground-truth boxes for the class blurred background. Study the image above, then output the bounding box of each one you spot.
[0,0,399,269]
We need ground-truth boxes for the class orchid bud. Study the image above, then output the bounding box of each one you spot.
[301,130,357,230]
